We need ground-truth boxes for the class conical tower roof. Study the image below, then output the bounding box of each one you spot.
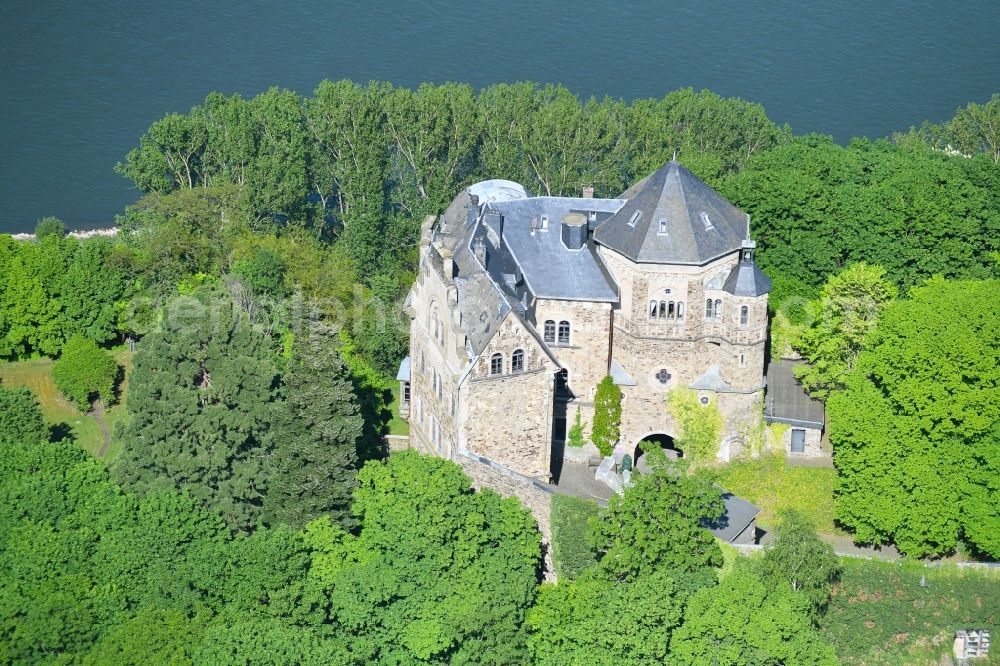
[594,161,749,265]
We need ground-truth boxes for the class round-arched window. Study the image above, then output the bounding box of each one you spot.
[655,369,671,385]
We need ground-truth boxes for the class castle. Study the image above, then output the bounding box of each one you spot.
[400,160,792,482]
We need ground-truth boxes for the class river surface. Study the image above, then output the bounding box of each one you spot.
[1,0,997,232]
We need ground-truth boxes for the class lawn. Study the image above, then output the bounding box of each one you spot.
[0,350,133,460]
[820,558,1000,665]
[709,454,839,535]
[386,384,410,436]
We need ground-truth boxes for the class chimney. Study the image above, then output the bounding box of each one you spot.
[561,212,588,250]
[582,186,594,199]
[466,194,480,227]
[473,237,487,267]
[440,247,454,282]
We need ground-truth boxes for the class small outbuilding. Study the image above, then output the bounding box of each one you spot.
[764,359,825,456]
[705,491,762,545]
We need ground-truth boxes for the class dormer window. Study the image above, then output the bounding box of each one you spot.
[699,211,714,230]
[657,218,668,235]
[628,210,642,227]
[540,215,549,230]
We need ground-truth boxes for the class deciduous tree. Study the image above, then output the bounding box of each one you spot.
[829,278,1000,557]
[52,337,119,411]
[591,453,723,581]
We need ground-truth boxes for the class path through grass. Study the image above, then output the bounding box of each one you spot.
[0,350,133,460]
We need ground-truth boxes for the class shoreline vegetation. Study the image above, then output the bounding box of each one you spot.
[0,81,997,664]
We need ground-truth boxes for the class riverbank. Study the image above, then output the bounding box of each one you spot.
[9,227,118,241]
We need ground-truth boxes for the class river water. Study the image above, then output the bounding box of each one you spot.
[1,0,997,232]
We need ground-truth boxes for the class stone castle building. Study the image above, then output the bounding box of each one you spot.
[400,160,794,482]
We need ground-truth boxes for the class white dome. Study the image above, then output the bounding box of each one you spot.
[467,179,529,204]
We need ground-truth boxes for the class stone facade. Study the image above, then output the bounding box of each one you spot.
[600,245,768,458]
[403,162,787,489]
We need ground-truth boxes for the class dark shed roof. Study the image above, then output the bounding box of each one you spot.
[593,161,749,265]
[765,359,826,429]
[705,491,762,543]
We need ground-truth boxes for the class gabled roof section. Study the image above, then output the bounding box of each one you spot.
[594,161,749,265]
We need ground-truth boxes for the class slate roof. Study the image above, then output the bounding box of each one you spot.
[486,197,624,302]
[594,161,750,265]
[610,358,637,386]
[765,359,825,429]
[396,356,410,382]
[723,242,773,297]
[705,491,762,543]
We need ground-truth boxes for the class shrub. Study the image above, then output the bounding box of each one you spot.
[591,376,621,457]
[34,216,66,239]
[52,337,119,411]
[667,387,723,465]
[567,407,586,448]
[550,494,602,579]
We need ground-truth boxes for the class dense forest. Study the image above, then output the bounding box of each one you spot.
[0,81,998,663]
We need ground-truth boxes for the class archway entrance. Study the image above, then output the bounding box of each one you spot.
[633,433,682,473]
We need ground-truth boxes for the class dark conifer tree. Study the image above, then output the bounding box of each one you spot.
[263,326,362,530]
[113,287,281,532]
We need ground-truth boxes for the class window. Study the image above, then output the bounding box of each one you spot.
[649,300,657,319]
[420,349,426,373]
[417,398,424,424]
[628,210,642,227]
[401,382,410,406]
[699,211,714,230]
[677,302,685,320]
[490,353,503,375]
[558,320,570,345]
[655,369,671,385]
[667,301,675,319]
[715,299,723,320]
[511,349,524,373]
[540,215,549,230]
[657,218,668,234]
[739,305,749,327]
[543,320,556,344]
[705,299,714,319]
[436,374,443,401]
[658,301,666,319]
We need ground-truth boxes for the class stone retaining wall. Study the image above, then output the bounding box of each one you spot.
[454,451,557,581]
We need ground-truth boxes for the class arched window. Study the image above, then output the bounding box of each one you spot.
[677,302,685,320]
[667,301,675,319]
[714,299,723,320]
[490,353,503,375]
[649,300,657,319]
[558,320,571,345]
[543,320,556,344]
[705,299,714,319]
[740,305,749,327]
[511,349,524,373]
[658,301,666,319]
